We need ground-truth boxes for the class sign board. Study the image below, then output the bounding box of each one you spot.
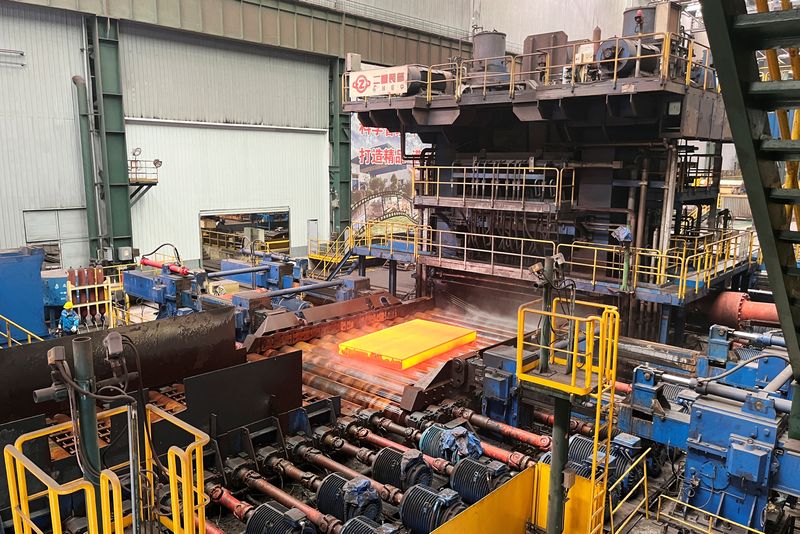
[348,66,410,99]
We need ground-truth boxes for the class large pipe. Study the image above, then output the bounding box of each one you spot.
[547,397,571,534]
[206,264,278,279]
[658,146,678,253]
[764,365,794,393]
[264,281,342,298]
[72,76,101,258]
[72,337,101,486]
[705,292,780,328]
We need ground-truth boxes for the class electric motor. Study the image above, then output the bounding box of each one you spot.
[246,501,318,534]
[539,452,593,479]
[341,517,402,534]
[316,473,382,522]
[449,458,511,504]
[418,424,481,464]
[399,485,466,534]
[371,447,433,490]
[595,39,661,78]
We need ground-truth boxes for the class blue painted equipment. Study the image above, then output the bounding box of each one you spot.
[0,247,48,339]
[619,356,800,531]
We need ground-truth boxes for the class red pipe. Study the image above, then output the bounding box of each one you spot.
[450,406,551,450]
[204,519,226,534]
[705,291,779,328]
[140,257,190,276]
[481,442,535,470]
[614,381,632,395]
[205,483,253,522]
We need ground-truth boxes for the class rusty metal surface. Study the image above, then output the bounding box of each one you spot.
[0,307,241,423]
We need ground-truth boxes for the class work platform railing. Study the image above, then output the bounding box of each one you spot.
[516,300,619,533]
[0,314,44,347]
[656,494,765,534]
[349,222,757,299]
[344,31,719,103]
[413,165,574,208]
[4,403,209,534]
[201,230,290,256]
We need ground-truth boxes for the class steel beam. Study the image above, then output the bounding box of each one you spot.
[330,58,351,234]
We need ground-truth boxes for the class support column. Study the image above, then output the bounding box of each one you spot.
[72,76,101,260]
[329,58,351,234]
[87,17,133,261]
[73,337,101,494]
[388,260,397,296]
[358,255,366,276]
[658,146,678,252]
[659,305,672,344]
[707,142,723,230]
[547,396,571,534]
[539,257,555,374]
[790,383,800,439]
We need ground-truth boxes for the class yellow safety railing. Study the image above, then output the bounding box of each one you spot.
[67,280,115,329]
[308,226,356,279]
[608,448,651,534]
[656,494,765,534]
[201,230,290,255]
[4,404,209,534]
[412,165,574,207]
[0,313,44,347]
[344,32,719,104]
[515,299,618,397]
[516,300,619,533]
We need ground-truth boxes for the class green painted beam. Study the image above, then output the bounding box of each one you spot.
[701,0,800,390]
[88,17,133,259]
[329,58,351,234]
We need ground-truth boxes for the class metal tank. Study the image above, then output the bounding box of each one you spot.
[622,6,656,35]
[471,30,508,73]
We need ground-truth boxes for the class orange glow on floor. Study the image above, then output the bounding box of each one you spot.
[338,318,477,370]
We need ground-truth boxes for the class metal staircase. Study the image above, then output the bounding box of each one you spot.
[701,1,800,388]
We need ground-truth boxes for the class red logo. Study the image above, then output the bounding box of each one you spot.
[352,74,371,94]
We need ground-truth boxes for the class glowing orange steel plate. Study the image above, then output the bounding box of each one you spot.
[338,319,477,370]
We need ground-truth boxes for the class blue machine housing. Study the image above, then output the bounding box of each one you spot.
[0,247,48,338]
[619,363,800,530]
[219,258,295,290]
[123,265,204,319]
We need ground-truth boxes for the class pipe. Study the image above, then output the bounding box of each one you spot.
[532,412,593,436]
[705,292,779,328]
[546,397,571,534]
[263,457,323,491]
[73,337,101,487]
[263,281,342,298]
[731,330,786,348]
[388,260,397,296]
[206,264,277,279]
[635,158,649,250]
[660,371,793,413]
[658,146,678,253]
[72,76,101,258]
[450,406,552,450]
[232,473,344,534]
[140,257,190,276]
[341,423,454,476]
[293,444,404,505]
[206,483,254,523]
[764,365,794,393]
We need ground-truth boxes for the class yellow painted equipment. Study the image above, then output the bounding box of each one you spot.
[4,404,209,534]
[339,318,477,369]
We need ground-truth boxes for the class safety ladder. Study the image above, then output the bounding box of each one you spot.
[701,1,800,375]
[308,226,354,279]
[588,305,619,534]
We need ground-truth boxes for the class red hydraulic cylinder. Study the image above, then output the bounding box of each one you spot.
[140,257,190,276]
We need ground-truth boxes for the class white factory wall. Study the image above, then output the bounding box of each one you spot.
[126,123,329,262]
[0,3,89,265]
[119,24,331,261]
[120,24,329,128]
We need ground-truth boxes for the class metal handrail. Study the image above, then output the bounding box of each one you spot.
[656,494,765,534]
[608,448,651,533]
[5,404,209,534]
[0,313,44,347]
[412,165,573,207]
[344,31,720,104]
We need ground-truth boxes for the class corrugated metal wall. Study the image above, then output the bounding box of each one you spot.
[0,3,87,256]
[120,24,328,128]
[126,123,329,262]
[120,24,331,260]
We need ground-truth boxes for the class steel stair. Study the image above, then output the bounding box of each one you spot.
[701,1,800,384]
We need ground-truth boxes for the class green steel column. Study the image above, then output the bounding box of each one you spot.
[329,58,352,234]
[72,337,101,486]
[72,76,101,260]
[539,256,555,374]
[547,396,571,534]
[88,17,133,260]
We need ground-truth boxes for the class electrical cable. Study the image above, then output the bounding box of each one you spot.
[696,353,790,383]
[140,243,183,265]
